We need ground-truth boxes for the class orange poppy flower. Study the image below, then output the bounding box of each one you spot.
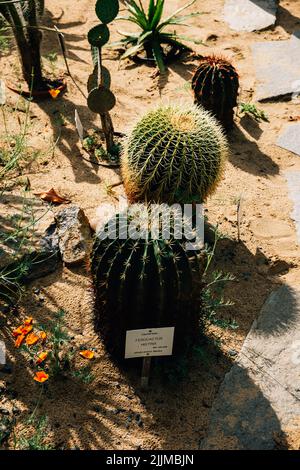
[36,351,48,365]
[26,332,40,346]
[79,350,94,360]
[15,334,25,348]
[49,89,61,99]
[39,331,47,343]
[24,317,33,325]
[12,324,32,337]
[34,371,49,383]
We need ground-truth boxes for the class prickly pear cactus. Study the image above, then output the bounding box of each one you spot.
[121,103,229,204]
[91,210,206,360]
[192,56,239,131]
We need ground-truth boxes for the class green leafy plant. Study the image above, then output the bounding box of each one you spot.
[14,415,54,450]
[121,103,229,204]
[0,0,47,90]
[239,102,269,123]
[114,0,202,73]
[202,225,237,331]
[91,209,206,360]
[0,17,10,52]
[192,56,239,131]
[87,0,119,155]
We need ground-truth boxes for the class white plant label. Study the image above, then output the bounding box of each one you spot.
[125,327,175,359]
[75,108,84,141]
[0,340,6,365]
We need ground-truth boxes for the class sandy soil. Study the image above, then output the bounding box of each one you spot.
[1,0,300,450]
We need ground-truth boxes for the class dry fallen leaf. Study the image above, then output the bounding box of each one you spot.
[34,188,70,204]
[79,350,94,360]
[34,371,49,383]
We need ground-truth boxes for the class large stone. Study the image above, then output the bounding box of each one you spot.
[223,0,278,32]
[56,206,92,265]
[201,284,300,450]
[285,171,300,243]
[252,31,300,101]
[277,124,300,158]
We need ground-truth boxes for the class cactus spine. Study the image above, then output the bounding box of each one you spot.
[87,0,119,153]
[192,56,239,131]
[121,103,229,204]
[91,211,205,360]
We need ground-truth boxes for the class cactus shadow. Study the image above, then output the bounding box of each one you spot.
[228,123,279,177]
[121,337,284,450]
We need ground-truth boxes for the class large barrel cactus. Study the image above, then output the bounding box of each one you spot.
[121,103,229,204]
[91,211,205,360]
[192,56,239,131]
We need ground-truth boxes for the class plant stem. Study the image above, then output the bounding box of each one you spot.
[100,112,115,153]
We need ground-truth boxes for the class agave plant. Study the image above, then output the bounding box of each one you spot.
[114,0,202,73]
[0,0,46,90]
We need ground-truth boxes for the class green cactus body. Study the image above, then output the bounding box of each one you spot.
[192,56,239,131]
[91,212,205,361]
[121,104,229,204]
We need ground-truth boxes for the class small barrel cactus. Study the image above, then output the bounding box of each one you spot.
[91,211,205,361]
[192,56,239,131]
[121,103,229,204]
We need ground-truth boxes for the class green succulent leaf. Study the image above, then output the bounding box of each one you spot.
[88,24,110,47]
[95,0,119,24]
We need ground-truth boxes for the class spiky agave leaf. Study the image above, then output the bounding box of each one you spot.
[121,103,229,204]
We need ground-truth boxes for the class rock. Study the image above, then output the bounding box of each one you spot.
[252,31,300,101]
[285,171,300,243]
[223,0,278,32]
[268,260,290,276]
[201,284,300,450]
[277,124,300,157]
[55,206,92,265]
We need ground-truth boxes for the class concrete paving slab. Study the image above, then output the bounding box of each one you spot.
[201,285,300,449]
